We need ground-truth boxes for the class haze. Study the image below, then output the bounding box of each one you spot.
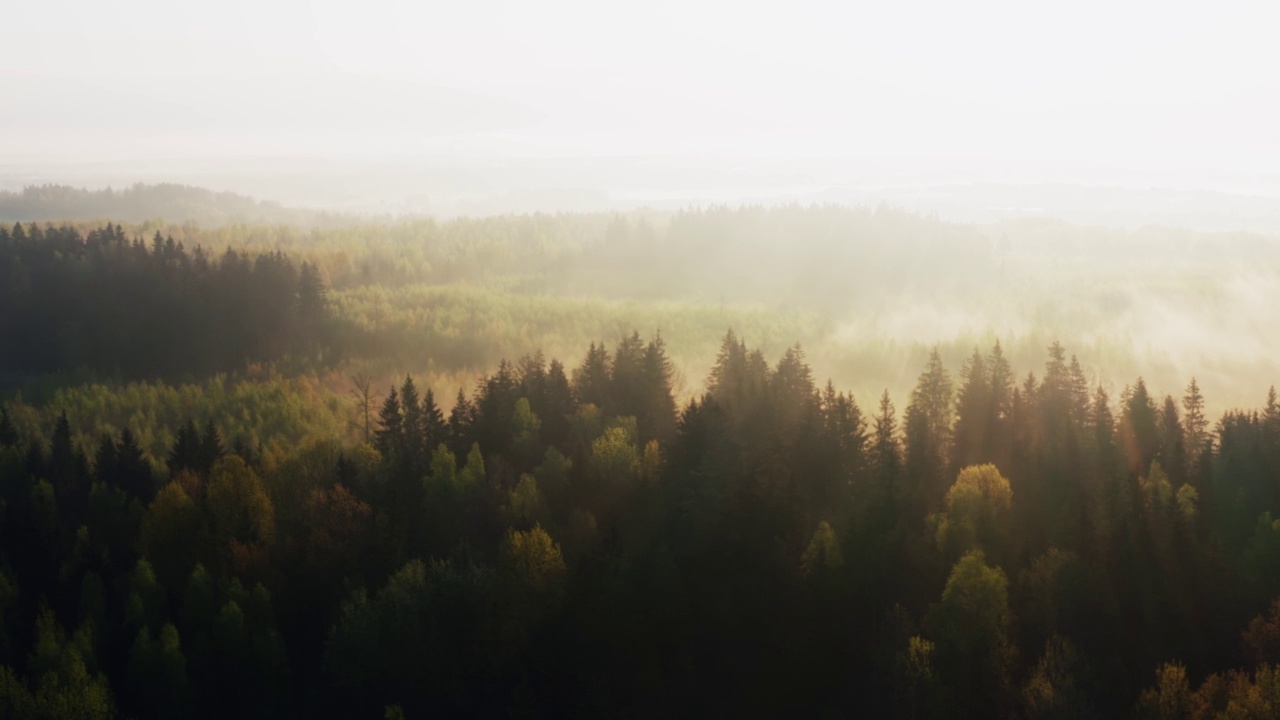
[6,0,1280,207]
[11,3,1280,717]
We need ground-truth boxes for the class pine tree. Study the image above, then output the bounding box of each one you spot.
[708,329,748,406]
[610,331,646,420]
[1182,378,1208,460]
[198,421,225,476]
[954,347,992,470]
[448,388,476,457]
[1264,386,1280,460]
[873,390,901,496]
[904,349,954,513]
[93,433,118,485]
[0,405,17,447]
[375,387,403,461]
[49,410,88,526]
[422,388,446,452]
[476,361,519,456]
[573,342,612,410]
[118,427,154,501]
[297,261,328,322]
[542,359,575,450]
[1090,386,1116,458]
[640,335,678,444]
[1121,378,1160,476]
[1068,356,1091,425]
[773,344,817,424]
[399,376,424,471]
[1158,395,1187,484]
[48,410,77,489]
[517,350,548,402]
[824,382,867,480]
[167,420,202,477]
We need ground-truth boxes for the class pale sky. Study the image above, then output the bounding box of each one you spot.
[3,0,1279,182]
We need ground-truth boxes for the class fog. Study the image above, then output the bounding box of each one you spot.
[5,0,1280,408]
[5,0,1280,193]
[9,4,1280,714]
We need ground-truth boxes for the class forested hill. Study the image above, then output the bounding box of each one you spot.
[0,184,333,226]
[3,332,1280,717]
[0,223,336,382]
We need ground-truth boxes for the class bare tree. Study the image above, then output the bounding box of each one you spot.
[350,373,380,443]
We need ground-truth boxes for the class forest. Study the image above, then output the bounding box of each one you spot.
[0,185,335,228]
[3,207,1280,718]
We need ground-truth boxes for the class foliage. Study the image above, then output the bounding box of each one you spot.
[4,323,1280,716]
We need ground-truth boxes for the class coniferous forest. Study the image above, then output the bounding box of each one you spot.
[4,211,1280,720]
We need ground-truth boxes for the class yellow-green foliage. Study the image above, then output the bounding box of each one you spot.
[4,375,351,466]
[330,282,819,385]
[206,457,276,549]
[503,475,546,530]
[901,636,935,682]
[1137,662,1190,720]
[936,464,1013,557]
[800,520,844,577]
[946,464,1014,515]
[503,525,566,594]
[590,426,639,485]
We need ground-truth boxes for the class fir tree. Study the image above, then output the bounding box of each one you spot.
[167,420,202,477]
[0,405,16,447]
[375,386,403,461]
[198,421,225,476]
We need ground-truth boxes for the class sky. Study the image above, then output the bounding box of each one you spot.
[3,0,1279,188]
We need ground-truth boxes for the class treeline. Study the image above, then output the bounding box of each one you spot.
[4,333,1280,717]
[58,204,1275,301]
[0,184,330,227]
[0,222,334,381]
[3,374,352,466]
[331,282,819,378]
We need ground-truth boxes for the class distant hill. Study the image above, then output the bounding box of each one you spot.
[0,183,338,226]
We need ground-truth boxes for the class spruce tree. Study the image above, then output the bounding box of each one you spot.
[94,433,118,485]
[399,376,423,471]
[640,335,677,444]
[573,343,612,410]
[449,388,477,457]
[953,347,992,470]
[375,387,403,461]
[118,427,154,501]
[167,420,202,477]
[0,406,16,447]
[422,388,446,451]
[198,421,225,476]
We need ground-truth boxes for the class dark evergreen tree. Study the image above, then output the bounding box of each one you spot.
[422,388,446,453]
[0,406,16,447]
[198,421,225,476]
[903,349,953,518]
[572,342,612,410]
[541,359,575,451]
[475,360,519,458]
[167,420,202,477]
[117,427,154,502]
[399,376,424,473]
[639,335,678,444]
[953,347,992,470]
[297,261,328,325]
[94,433,118,485]
[610,331,647,421]
[708,329,748,408]
[1120,378,1160,476]
[448,388,477,458]
[375,386,403,462]
[1158,394,1187,485]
